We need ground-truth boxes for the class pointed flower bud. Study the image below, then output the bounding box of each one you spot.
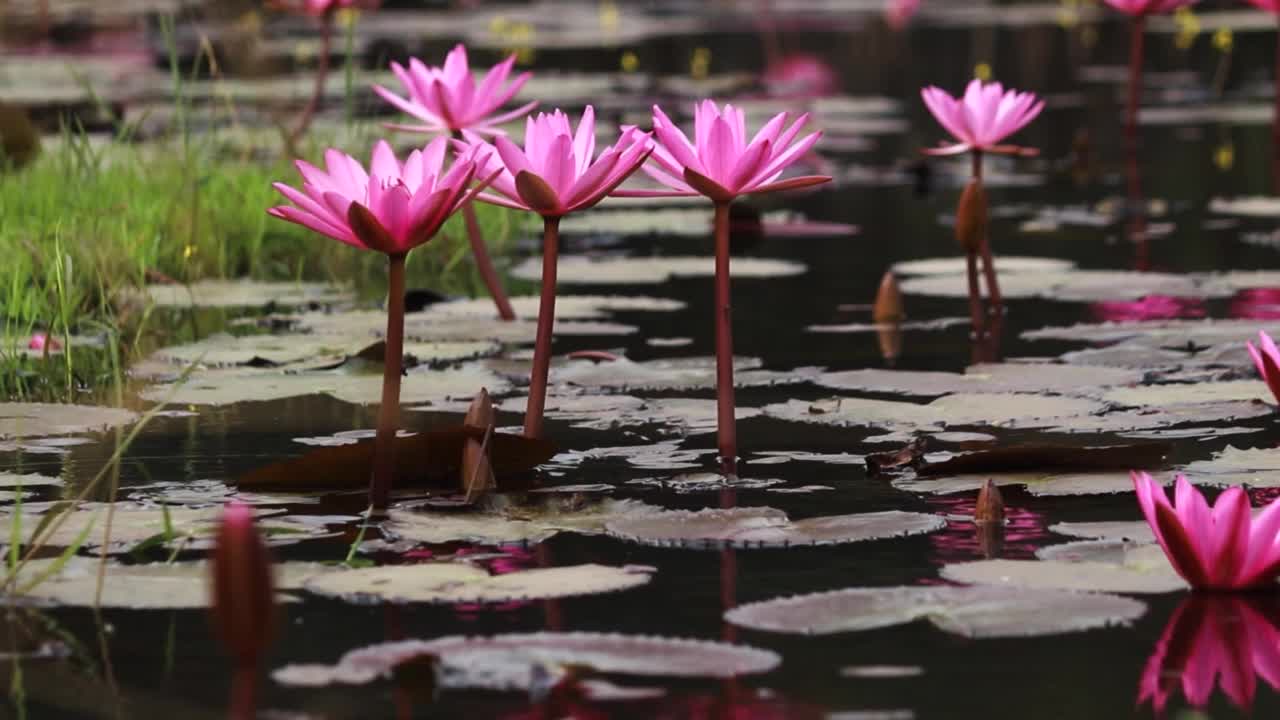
[974,479,1005,524]
[954,179,988,255]
[872,271,905,324]
[209,501,276,667]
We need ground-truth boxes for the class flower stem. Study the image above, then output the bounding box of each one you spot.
[289,11,333,145]
[370,253,406,510]
[965,251,986,338]
[1126,15,1145,162]
[713,201,739,477]
[524,217,560,439]
[229,663,257,720]
[970,151,1001,316]
[452,130,516,321]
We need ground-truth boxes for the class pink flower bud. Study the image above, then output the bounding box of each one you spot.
[209,501,276,666]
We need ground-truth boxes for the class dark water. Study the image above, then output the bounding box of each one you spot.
[7,3,1280,718]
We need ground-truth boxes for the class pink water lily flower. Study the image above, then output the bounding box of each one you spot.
[269,138,495,256]
[470,106,653,218]
[273,0,377,16]
[1132,472,1280,591]
[619,101,828,202]
[1247,0,1280,12]
[1103,0,1198,15]
[920,79,1044,156]
[374,44,537,136]
[1246,330,1280,404]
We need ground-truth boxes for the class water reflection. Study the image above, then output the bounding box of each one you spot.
[1091,296,1205,323]
[1231,289,1280,320]
[1138,594,1280,716]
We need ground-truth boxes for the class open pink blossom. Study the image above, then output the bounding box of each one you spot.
[1132,472,1280,591]
[469,106,653,218]
[273,0,378,16]
[1246,0,1280,12]
[885,0,920,29]
[1103,0,1198,15]
[617,101,828,202]
[269,138,494,256]
[920,79,1044,156]
[374,44,536,136]
[1139,595,1280,714]
[1246,330,1280,404]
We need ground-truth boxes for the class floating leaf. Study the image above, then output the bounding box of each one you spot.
[546,356,818,392]
[145,280,351,308]
[941,544,1186,594]
[274,632,780,690]
[421,295,685,320]
[0,403,138,440]
[1099,381,1268,408]
[724,585,1145,638]
[1179,445,1280,488]
[764,393,1107,432]
[236,427,555,492]
[303,563,654,604]
[891,257,1075,276]
[901,271,1230,302]
[0,473,62,489]
[150,333,496,369]
[383,497,663,546]
[605,507,944,549]
[815,363,1142,397]
[626,473,784,493]
[893,470,1141,498]
[1023,318,1280,348]
[512,256,806,285]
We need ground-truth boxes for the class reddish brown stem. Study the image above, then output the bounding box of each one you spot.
[1125,16,1146,163]
[970,151,1001,315]
[229,664,257,720]
[289,11,333,144]
[713,202,739,477]
[370,253,406,510]
[524,217,560,439]
[965,251,986,339]
[451,130,516,321]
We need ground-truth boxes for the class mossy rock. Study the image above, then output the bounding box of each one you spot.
[0,103,40,170]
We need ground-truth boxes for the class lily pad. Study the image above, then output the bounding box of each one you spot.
[512,256,807,285]
[940,544,1186,594]
[892,470,1141,498]
[421,295,685,320]
[548,357,818,392]
[145,280,351,308]
[139,362,510,406]
[0,404,138,439]
[303,563,654,605]
[0,472,62,489]
[295,310,637,343]
[605,507,945,549]
[1023,319,1280,349]
[891,257,1075,276]
[724,585,1146,639]
[383,497,664,546]
[1099,381,1268,407]
[626,473,784,493]
[900,270,1229,303]
[815,363,1142,397]
[1179,445,1280,489]
[274,633,780,690]
[764,393,1107,432]
[150,333,496,368]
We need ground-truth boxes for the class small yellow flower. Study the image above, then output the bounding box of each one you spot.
[1215,143,1234,171]
[600,0,620,32]
[1213,27,1233,54]
[974,63,992,82]
[1174,7,1200,50]
[691,47,711,80]
[183,245,197,260]
[621,50,639,73]
[334,8,359,29]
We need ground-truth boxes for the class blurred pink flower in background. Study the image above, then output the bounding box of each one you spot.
[1132,472,1280,591]
[374,44,537,136]
[920,79,1044,155]
[885,0,920,29]
[1230,288,1280,319]
[1139,594,1280,715]
[1102,0,1198,15]
[762,54,839,99]
[1090,295,1205,323]
[272,0,379,17]
[470,107,652,217]
[269,138,493,255]
[26,333,61,352]
[1246,330,1280,404]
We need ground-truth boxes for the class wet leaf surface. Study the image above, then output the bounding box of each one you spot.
[303,563,654,604]
[940,544,1187,594]
[383,496,663,546]
[144,281,351,308]
[0,403,138,439]
[605,507,945,549]
[511,255,807,285]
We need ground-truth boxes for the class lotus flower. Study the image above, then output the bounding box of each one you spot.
[1247,330,1280,404]
[920,79,1044,156]
[270,139,495,508]
[885,0,920,29]
[1103,0,1198,15]
[1247,0,1280,12]
[469,107,652,439]
[619,101,828,202]
[269,138,493,256]
[272,0,378,17]
[1132,472,1280,590]
[1139,594,1280,715]
[375,44,537,136]
[471,107,652,218]
[209,501,275,719]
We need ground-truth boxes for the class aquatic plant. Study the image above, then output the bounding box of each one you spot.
[920,79,1042,335]
[1246,330,1280,404]
[268,138,496,507]
[1139,594,1280,714]
[1102,0,1200,154]
[209,501,276,720]
[885,0,920,30]
[1131,472,1280,590]
[376,44,540,321]
[616,101,828,475]
[467,107,653,438]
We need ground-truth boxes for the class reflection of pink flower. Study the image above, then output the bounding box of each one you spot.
[920,79,1043,156]
[1139,594,1280,715]
[1232,289,1280,319]
[1091,295,1205,323]
[27,333,60,351]
[926,493,1049,564]
[762,54,838,99]
[1104,0,1198,16]
[1132,472,1280,590]
[274,0,379,17]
